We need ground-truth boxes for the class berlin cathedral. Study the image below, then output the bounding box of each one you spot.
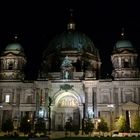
[0,14,140,131]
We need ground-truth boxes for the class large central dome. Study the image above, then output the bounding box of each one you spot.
[39,16,101,80]
[44,30,99,57]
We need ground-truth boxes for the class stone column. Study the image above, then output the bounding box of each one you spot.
[79,105,83,129]
[118,88,121,104]
[118,57,121,68]
[135,87,139,103]
[12,89,16,104]
[93,87,97,118]
[84,87,88,118]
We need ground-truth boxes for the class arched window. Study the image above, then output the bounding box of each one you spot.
[8,63,14,70]
[124,58,129,68]
[125,94,132,102]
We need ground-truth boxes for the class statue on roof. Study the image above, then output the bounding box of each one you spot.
[61,56,72,68]
[61,56,73,79]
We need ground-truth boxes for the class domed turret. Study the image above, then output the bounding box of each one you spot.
[111,30,139,80]
[114,40,133,49]
[0,41,26,81]
[39,13,101,80]
[113,28,135,53]
[5,43,24,52]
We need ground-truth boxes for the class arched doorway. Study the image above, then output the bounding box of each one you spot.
[52,93,81,130]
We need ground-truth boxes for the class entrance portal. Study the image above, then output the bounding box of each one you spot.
[53,96,80,130]
[54,107,80,130]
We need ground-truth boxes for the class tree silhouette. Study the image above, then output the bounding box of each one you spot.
[84,118,94,136]
[65,121,72,137]
[35,118,46,135]
[133,115,140,133]
[1,119,14,135]
[116,115,130,132]
[20,115,31,135]
[98,118,108,135]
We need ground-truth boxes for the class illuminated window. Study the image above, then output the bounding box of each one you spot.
[5,95,10,103]
[39,108,44,118]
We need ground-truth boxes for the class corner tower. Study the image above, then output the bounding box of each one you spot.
[0,38,26,81]
[111,30,139,80]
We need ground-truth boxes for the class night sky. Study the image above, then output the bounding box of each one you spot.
[0,1,140,80]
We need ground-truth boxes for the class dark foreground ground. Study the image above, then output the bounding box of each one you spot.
[0,136,140,140]
[55,136,140,140]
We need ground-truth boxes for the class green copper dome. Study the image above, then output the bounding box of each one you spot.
[45,30,99,57]
[2,43,25,56]
[114,40,133,49]
[5,43,23,51]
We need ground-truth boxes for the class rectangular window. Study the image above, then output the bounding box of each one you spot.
[125,94,132,102]
[5,95,10,103]
[26,95,32,103]
[102,95,109,103]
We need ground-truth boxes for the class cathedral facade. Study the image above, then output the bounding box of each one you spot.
[0,18,140,131]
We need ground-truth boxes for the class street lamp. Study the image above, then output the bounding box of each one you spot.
[107,104,114,134]
[0,105,3,130]
[97,118,101,136]
[48,97,52,134]
[82,103,85,135]
[97,118,101,129]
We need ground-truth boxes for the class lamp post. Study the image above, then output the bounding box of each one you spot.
[0,105,3,130]
[97,118,101,136]
[82,103,85,135]
[107,104,114,135]
[48,97,52,134]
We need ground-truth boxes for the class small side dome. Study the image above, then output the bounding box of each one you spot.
[3,43,25,56]
[114,40,133,49]
[5,43,23,51]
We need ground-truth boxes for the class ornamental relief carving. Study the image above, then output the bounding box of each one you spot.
[58,96,78,107]
[2,88,13,93]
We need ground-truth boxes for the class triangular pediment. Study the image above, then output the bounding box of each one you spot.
[2,53,17,57]
[6,53,16,57]
[121,50,131,54]
[122,101,139,110]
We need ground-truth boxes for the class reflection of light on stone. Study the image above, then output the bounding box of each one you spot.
[129,110,131,129]
[107,104,114,108]
[98,119,101,123]
[107,104,114,131]
[39,109,44,117]
[88,108,93,118]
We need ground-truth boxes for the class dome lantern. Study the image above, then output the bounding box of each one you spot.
[67,9,76,30]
